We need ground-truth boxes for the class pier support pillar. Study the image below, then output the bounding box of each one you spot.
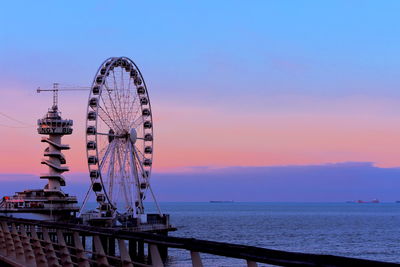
[118,239,133,267]
[247,260,258,267]
[149,244,163,267]
[190,251,203,267]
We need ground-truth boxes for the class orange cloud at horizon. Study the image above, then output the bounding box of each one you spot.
[1,85,400,174]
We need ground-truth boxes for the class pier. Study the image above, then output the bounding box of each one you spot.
[0,216,396,267]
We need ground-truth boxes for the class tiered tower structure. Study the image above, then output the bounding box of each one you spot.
[38,103,72,193]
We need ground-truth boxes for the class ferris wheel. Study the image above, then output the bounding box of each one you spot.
[84,57,160,218]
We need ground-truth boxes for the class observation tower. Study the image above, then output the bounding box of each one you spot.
[0,84,79,221]
[38,85,73,193]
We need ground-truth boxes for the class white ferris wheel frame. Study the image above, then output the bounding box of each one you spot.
[80,56,162,218]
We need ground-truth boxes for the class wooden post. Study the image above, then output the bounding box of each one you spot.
[57,230,73,267]
[247,260,258,267]
[0,221,7,256]
[149,244,164,267]
[42,228,61,267]
[93,235,109,266]
[30,227,48,267]
[190,251,203,267]
[1,222,16,260]
[19,224,36,267]
[73,232,90,267]
[118,239,133,267]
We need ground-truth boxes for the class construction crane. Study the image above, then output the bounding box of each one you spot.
[37,83,90,109]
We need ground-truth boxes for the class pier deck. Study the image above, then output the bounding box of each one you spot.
[0,216,397,267]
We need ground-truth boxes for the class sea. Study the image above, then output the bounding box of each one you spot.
[141,202,400,266]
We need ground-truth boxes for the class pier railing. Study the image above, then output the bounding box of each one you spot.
[0,216,397,267]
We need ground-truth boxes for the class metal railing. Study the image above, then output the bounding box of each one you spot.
[0,216,397,267]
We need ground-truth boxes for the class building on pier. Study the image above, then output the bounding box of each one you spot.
[0,92,79,221]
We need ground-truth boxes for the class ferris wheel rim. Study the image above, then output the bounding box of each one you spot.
[85,56,154,215]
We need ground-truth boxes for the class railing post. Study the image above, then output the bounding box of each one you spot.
[190,251,203,267]
[1,221,16,260]
[247,260,258,267]
[93,235,109,266]
[118,239,134,267]
[149,244,163,267]
[19,224,36,267]
[30,226,48,267]
[57,230,73,267]
[42,228,61,267]
[73,231,90,267]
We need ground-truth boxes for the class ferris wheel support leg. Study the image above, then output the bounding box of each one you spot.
[129,142,144,215]
[77,184,92,218]
[148,185,163,217]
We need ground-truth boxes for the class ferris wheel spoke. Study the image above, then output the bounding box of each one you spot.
[98,104,122,132]
[123,144,134,208]
[105,142,116,204]
[120,68,128,128]
[104,81,125,130]
[135,145,146,160]
[127,105,143,129]
[129,141,144,212]
[126,87,139,117]
[123,142,134,208]
[99,93,123,132]
[112,69,128,130]
[104,88,123,131]
[122,74,132,130]
[130,115,144,129]
[99,141,115,171]
[116,142,133,211]
[132,144,147,177]
[126,89,141,127]
[112,69,124,126]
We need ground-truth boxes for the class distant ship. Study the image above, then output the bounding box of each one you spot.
[210,200,234,203]
[354,199,380,203]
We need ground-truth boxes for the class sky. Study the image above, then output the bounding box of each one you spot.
[1,1,400,201]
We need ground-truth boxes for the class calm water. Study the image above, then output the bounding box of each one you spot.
[142,202,400,266]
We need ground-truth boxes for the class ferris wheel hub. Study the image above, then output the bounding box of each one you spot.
[129,128,137,144]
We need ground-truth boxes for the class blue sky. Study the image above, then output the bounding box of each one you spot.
[1,1,400,201]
